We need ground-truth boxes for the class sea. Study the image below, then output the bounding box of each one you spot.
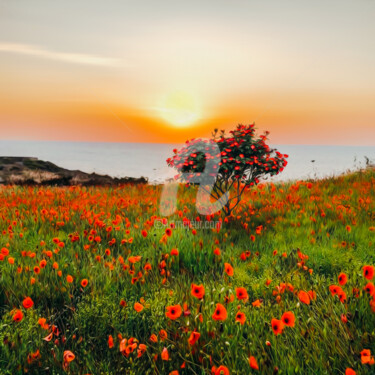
[0,140,374,184]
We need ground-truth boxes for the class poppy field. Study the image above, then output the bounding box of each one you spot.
[0,168,375,374]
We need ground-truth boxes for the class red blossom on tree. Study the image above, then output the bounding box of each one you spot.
[167,124,288,216]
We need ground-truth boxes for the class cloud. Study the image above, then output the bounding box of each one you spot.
[0,42,120,67]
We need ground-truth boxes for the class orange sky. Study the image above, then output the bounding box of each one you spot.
[1,1,375,145]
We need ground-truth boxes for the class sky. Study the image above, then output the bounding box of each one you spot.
[0,0,374,145]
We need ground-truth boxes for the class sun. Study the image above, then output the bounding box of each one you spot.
[156,91,201,127]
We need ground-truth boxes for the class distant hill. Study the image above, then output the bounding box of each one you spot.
[0,157,147,186]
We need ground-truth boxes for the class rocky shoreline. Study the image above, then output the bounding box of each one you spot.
[0,157,148,186]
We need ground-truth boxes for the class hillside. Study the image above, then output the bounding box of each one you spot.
[0,168,374,374]
[0,156,147,185]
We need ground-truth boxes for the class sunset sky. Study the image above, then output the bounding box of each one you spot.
[0,0,374,145]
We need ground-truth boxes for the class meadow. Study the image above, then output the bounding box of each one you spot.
[0,168,374,374]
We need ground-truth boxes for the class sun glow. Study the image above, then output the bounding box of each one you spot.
[156,91,201,127]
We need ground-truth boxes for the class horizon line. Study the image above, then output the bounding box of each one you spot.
[0,138,375,148]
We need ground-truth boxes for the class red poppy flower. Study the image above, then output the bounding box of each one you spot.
[37,317,47,329]
[298,290,311,305]
[63,350,75,363]
[12,309,23,322]
[212,303,227,321]
[22,297,34,309]
[81,279,88,288]
[134,302,144,312]
[159,329,168,341]
[281,311,295,327]
[128,256,142,264]
[171,248,179,256]
[224,263,234,276]
[338,272,347,286]
[271,318,284,335]
[137,343,147,358]
[161,347,169,361]
[235,287,248,301]
[364,282,375,296]
[191,283,205,299]
[329,285,341,296]
[249,356,259,370]
[166,305,182,320]
[361,349,371,359]
[1,247,9,256]
[149,334,158,343]
[363,265,374,280]
[108,335,114,348]
[42,331,53,342]
[252,299,262,307]
[188,331,200,346]
[361,349,374,364]
[126,343,137,355]
[338,290,347,303]
[235,311,246,325]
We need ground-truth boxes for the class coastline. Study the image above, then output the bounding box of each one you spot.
[0,157,148,186]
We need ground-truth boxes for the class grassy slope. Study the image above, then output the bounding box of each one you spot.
[0,168,374,374]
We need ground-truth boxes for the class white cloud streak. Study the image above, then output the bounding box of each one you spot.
[0,42,120,67]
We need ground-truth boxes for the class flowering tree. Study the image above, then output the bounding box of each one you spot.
[166,124,288,216]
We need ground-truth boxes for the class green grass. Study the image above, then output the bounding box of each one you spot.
[0,168,374,374]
